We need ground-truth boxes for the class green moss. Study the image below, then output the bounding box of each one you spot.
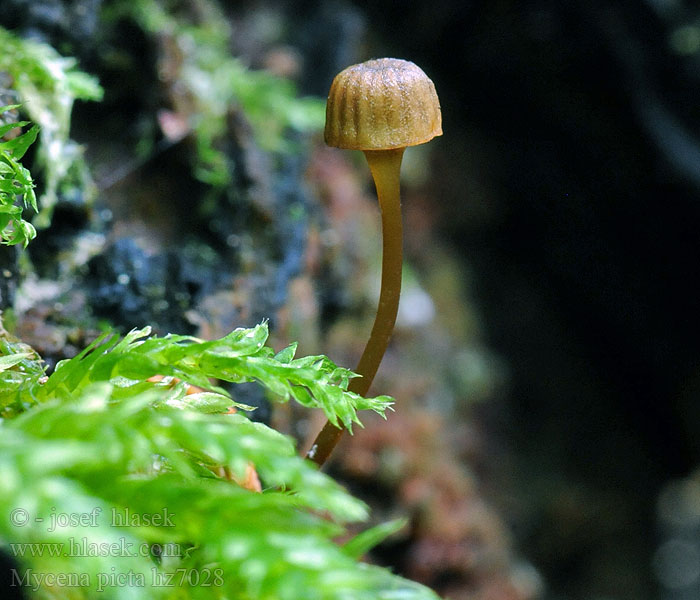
[0,322,438,600]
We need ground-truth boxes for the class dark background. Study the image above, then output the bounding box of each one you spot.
[336,1,700,599]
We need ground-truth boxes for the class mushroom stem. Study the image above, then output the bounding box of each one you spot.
[307,148,405,467]
[354,149,405,395]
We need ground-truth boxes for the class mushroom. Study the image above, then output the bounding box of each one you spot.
[307,58,442,466]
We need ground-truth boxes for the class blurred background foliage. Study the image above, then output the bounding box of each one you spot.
[104,0,324,185]
[0,26,101,228]
[345,1,700,599]
[3,0,700,599]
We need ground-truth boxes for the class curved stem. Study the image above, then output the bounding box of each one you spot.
[307,148,405,466]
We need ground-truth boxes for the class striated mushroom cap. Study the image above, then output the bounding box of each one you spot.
[324,58,442,150]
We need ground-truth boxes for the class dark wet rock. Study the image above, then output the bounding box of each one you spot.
[226,381,271,425]
[84,237,224,334]
[27,196,92,280]
[0,246,19,310]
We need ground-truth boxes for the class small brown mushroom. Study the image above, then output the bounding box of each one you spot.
[308,58,442,466]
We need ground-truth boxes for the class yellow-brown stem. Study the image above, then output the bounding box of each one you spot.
[307,148,405,466]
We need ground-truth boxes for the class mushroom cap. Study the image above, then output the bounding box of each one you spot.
[324,58,442,150]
